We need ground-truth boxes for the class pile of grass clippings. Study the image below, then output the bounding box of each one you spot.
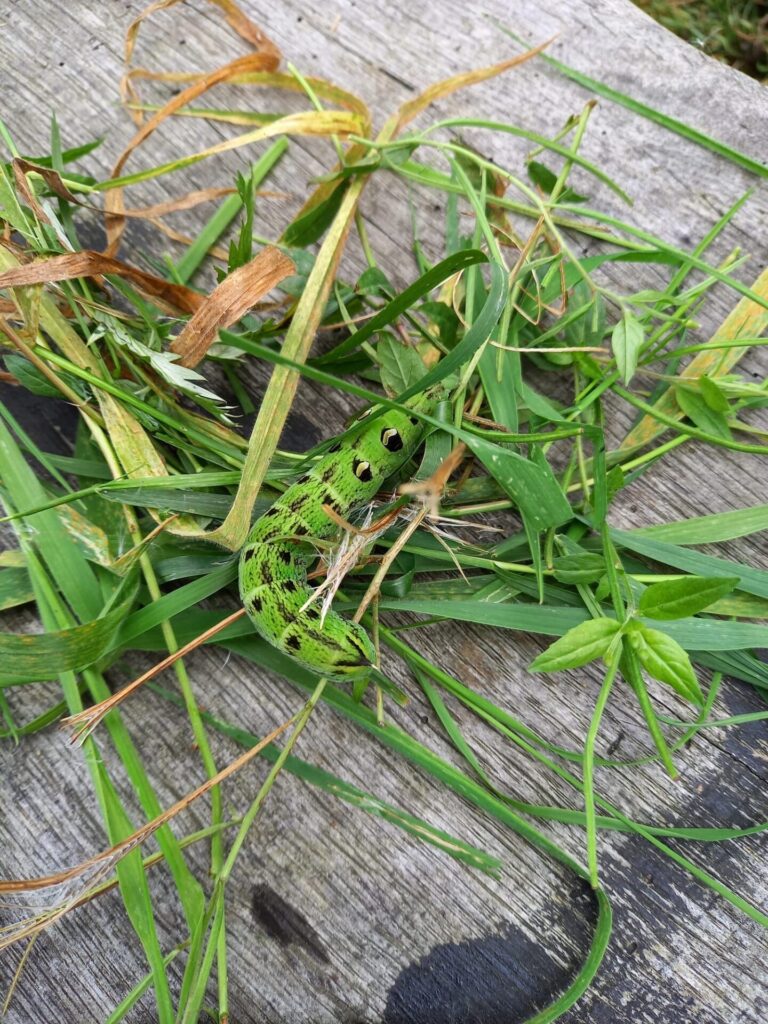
[1,2,767,1021]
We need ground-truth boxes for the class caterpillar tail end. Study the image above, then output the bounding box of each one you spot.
[275,616,376,684]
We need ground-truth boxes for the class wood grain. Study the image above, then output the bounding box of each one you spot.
[1,1,767,1021]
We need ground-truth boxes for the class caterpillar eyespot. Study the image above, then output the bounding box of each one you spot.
[238,399,431,681]
[381,427,403,452]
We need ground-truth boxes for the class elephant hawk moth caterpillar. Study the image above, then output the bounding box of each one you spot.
[238,399,430,681]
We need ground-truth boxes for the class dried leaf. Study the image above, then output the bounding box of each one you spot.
[124,0,279,69]
[170,245,295,367]
[12,159,84,211]
[0,248,203,314]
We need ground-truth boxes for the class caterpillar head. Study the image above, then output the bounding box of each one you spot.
[336,401,430,503]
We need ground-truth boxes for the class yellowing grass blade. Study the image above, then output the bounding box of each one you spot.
[620,265,768,450]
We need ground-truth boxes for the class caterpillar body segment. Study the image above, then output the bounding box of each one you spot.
[239,402,429,681]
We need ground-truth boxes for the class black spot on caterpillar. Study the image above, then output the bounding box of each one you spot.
[381,427,403,452]
[353,459,373,482]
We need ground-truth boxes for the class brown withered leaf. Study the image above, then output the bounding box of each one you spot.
[0,249,204,314]
[169,245,295,367]
[12,160,86,222]
[122,186,235,218]
[122,0,280,118]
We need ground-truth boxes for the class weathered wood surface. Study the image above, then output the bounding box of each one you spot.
[1,1,768,1021]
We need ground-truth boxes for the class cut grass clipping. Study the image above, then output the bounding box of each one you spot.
[1,3,768,1022]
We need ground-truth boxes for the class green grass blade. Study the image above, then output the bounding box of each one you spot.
[315,249,488,364]
[493,23,768,179]
[631,504,768,544]
[151,683,501,875]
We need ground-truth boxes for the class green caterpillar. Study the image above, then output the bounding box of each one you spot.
[238,400,429,681]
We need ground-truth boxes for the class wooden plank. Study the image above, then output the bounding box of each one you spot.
[1,1,767,1021]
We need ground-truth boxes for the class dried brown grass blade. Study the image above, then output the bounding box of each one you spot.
[62,608,247,743]
[0,248,203,315]
[0,712,295,950]
[11,160,84,221]
[392,40,555,134]
[123,187,236,217]
[108,51,280,254]
[169,246,295,367]
[122,0,279,119]
[124,0,279,70]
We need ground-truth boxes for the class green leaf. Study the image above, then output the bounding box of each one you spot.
[612,528,768,599]
[463,434,573,532]
[606,465,625,501]
[566,281,606,348]
[4,353,89,399]
[378,335,428,393]
[699,376,731,413]
[394,260,509,404]
[530,617,622,673]
[527,159,588,203]
[0,565,33,610]
[281,180,350,248]
[594,575,611,603]
[552,552,606,585]
[373,589,768,652]
[707,592,768,618]
[611,312,643,384]
[627,623,703,705]
[0,410,104,623]
[478,320,520,432]
[675,385,732,440]
[638,576,740,620]
[0,161,32,235]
